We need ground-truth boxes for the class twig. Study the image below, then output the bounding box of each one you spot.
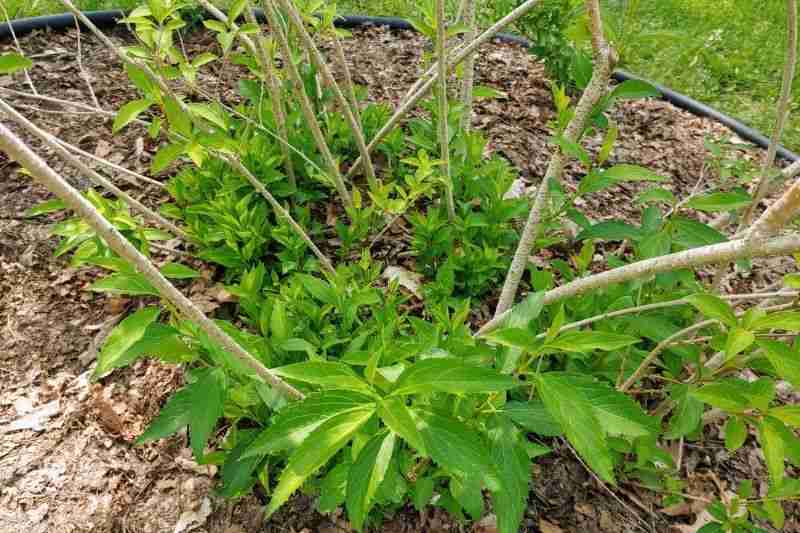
[436,0,456,221]
[0,122,304,400]
[0,3,38,95]
[74,17,100,108]
[459,0,477,132]
[0,98,187,240]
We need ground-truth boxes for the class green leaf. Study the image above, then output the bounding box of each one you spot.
[151,142,186,174]
[272,361,372,392]
[94,306,161,378]
[113,99,153,132]
[757,416,788,485]
[318,461,350,513]
[536,373,615,483]
[416,409,500,490]
[672,217,727,248]
[160,262,200,279]
[759,340,800,388]
[377,397,427,454]
[346,431,396,532]
[189,368,226,460]
[601,164,668,183]
[123,323,195,364]
[89,272,159,296]
[491,291,545,330]
[136,384,193,444]
[685,192,751,213]
[576,221,644,242]
[481,327,539,351]
[503,400,563,437]
[0,52,33,74]
[685,294,737,328]
[725,328,755,360]
[752,311,800,332]
[607,79,660,102]
[450,474,484,520]
[784,273,800,288]
[391,358,516,396]
[770,406,800,428]
[488,416,531,533]
[297,274,337,304]
[25,198,67,217]
[243,390,375,458]
[265,407,375,517]
[578,379,659,437]
[412,477,434,511]
[664,385,703,439]
[637,187,676,206]
[691,381,750,412]
[544,330,641,354]
[724,417,748,451]
[218,429,262,498]
[164,96,192,137]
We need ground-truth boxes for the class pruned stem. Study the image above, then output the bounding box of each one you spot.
[0,122,304,400]
[262,0,353,209]
[273,0,378,189]
[478,233,800,335]
[331,31,362,133]
[0,98,187,240]
[459,0,478,132]
[436,0,456,221]
[345,0,543,180]
[493,0,614,317]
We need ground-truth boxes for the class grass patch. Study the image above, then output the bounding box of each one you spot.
[3,0,798,151]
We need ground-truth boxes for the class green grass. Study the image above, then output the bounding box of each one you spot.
[4,0,799,151]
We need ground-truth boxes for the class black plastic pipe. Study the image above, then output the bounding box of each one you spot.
[1,9,797,163]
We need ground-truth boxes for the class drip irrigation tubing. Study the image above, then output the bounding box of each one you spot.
[1,9,797,163]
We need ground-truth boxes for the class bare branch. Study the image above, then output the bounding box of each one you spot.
[74,17,100,108]
[459,0,478,132]
[436,0,456,221]
[0,3,38,95]
[0,122,304,400]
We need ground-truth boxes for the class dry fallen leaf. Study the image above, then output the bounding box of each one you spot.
[382,265,423,299]
[538,518,564,533]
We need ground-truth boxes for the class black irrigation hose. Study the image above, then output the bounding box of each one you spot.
[2,9,798,162]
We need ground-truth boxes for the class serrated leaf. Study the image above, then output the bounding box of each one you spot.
[94,306,161,378]
[160,262,200,279]
[664,385,703,439]
[412,477,434,511]
[377,397,427,454]
[482,327,539,351]
[415,409,500,490]
[164,96,192,137]
[189,368,226,460]
[318,460,349,513]
[0,52,33,74]
[578,380,659,437]
[136,384,193,444]
[759,340,800,388]
[685,192,751,213]
[725,328,755,360]
[536,373,615,483]
[757,417,788,485]
[346,430,396,532]
[272,361,372,392]
[218,429,261,498]
[491,291,545,330]
[724,417,748,451]
[672,217,727,248]
[113,99,152,132]
[265,407,375,517]
[503,400,563,437]
[89,272,159,296]
[685,294,737,328]
[123,323,195,364]
[691,380,750,412]
[544,330,641,354]
[391,358,516,396]
[576,221,644,242]
[243,390,375,458]
[488,415,531,533]
[151,142,185,174]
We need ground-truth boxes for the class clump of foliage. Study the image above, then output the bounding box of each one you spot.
[5,0,800,531]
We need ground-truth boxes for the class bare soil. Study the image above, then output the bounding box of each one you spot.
[1,22,798,533]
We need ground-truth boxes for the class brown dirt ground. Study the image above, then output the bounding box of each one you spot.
[1,22,798,533]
